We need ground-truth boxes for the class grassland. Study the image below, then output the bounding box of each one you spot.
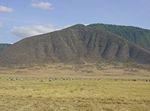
[0,63,150,111]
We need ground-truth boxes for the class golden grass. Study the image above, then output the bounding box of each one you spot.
[0,63,150,78]
[0,79,150,111]
[0,63,150,111]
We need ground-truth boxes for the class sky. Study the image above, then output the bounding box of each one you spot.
[0,0,150,43]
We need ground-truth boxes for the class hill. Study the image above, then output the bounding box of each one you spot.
[88,24,150,51]
[0,44,11,53]
[0,24,150,65]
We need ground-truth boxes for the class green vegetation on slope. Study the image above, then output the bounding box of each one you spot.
[88,24,150,51]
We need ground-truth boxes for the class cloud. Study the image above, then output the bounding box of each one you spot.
[32,1,53,10]
[11,24,59,38]
[0,5,13,13]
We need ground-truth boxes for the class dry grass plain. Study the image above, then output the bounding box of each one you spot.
[0,63,150,111]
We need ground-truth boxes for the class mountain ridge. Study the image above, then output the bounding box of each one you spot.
[0,24,150,65]
[88,23,150,51]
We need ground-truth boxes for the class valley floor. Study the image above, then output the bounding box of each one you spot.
[0,63,150,111]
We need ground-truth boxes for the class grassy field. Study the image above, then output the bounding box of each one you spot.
[0,63,150,111]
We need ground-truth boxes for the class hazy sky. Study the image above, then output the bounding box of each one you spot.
[0,0,150,43]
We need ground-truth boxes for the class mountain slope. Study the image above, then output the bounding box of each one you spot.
[0,24,150,65]
[88,24,150,51]
[0,44,11,53]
